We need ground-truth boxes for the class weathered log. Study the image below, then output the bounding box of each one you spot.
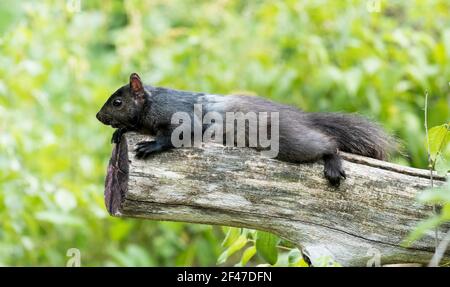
[104,132,449,266]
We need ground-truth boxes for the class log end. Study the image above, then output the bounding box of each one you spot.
[104,135,129,216]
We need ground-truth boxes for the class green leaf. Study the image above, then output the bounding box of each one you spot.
[290,258,310,267]
[217,235,247,265]
[221,227,241,248]
[402,215,443,246]
[426,124,450,161]
[287,248,302,264]
[255,231,279,265]
[237,245,256,267]
[435,141,450,175]
[287,249,310,267]
[417,184,450,204]
[442,203,450,221]
[435,155,450,175]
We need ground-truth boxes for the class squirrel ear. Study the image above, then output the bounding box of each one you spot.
[129,73,144,94]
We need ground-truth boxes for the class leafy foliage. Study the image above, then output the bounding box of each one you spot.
[405,122,449,248]
[404,183,450,246]
[426,123,450,175]
[0,0,449,266]
[255,231,279,265]
[217,228,309,267]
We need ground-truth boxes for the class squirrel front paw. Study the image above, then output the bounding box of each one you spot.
[134,141,162,159]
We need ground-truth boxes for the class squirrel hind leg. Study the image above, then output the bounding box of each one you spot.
[323,153,346,187]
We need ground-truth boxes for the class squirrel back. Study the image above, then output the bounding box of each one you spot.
[203,94,395,162]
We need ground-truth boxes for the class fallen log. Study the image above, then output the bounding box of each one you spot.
[104,132,449,266]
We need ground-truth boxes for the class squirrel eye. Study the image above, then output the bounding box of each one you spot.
[113,99,122,107]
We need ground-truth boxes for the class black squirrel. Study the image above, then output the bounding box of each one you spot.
[97,73,395,186]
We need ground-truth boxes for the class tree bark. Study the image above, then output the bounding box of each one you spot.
[104,132,449,267]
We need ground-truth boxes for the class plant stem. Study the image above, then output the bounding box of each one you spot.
[424,91,439,250]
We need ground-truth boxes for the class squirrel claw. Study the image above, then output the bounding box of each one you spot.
[134,141,161,159]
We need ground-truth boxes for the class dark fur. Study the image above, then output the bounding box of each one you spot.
[97,74,395,187]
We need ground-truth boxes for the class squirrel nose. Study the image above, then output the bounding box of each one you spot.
[96,112,111,125]
[96,112,106,123]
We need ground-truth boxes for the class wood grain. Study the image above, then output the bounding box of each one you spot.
[104,132,449,266]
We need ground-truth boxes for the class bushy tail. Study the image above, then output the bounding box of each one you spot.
[308,112,396,160]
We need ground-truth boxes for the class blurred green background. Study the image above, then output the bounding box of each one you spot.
[0,0,449,266]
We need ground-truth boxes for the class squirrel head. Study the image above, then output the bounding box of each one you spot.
[96,73,148,129]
